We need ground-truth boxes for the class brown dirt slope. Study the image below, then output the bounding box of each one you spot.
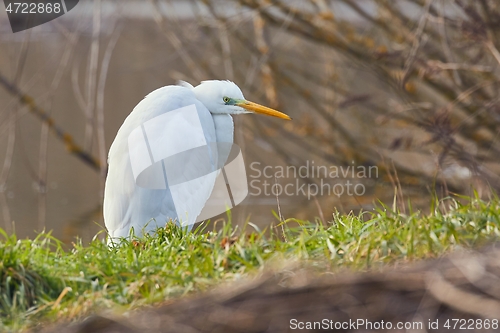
[41,244,500,333]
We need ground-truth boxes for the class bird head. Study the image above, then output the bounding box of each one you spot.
[191,80,291,120]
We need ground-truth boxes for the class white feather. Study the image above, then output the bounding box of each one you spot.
[104,84,229,241]
[105,80,277,242]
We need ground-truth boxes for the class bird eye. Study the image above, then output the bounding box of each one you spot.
[223,96,230,103]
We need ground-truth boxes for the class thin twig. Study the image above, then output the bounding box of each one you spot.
[402,0,433,86]
[150,0,206,81]
[0,109,15,231]
[96,24,123,199]
[273,176,286,242]
[485,40,500,66]
[437,0,462,86]
[0,28,31,232]
[84,0,101,151]
[427,60,493,72]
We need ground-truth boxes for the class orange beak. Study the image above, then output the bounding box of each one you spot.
[236,100,291,120]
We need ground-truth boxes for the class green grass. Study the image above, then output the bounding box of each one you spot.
[1,196,500,331]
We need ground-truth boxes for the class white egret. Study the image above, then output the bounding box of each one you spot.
[104,80,290,241]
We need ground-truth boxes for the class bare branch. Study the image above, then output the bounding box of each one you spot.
[0,72,102,171]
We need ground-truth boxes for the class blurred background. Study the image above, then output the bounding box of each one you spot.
[0,0,499,243]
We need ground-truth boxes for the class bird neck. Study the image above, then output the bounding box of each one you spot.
[212,114,234,143]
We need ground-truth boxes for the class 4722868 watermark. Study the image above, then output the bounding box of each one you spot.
[289,318,499,330]
[3,1,80,33]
